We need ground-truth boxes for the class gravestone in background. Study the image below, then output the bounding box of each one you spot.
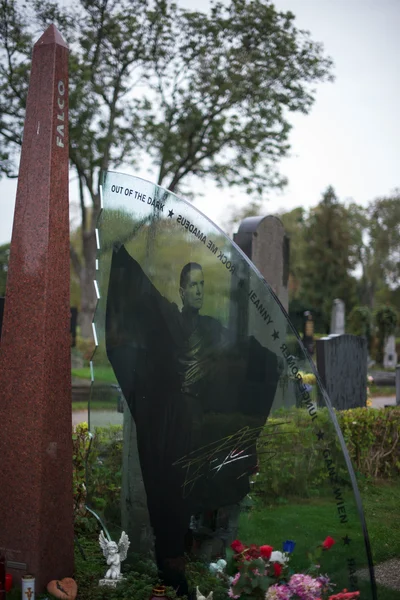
[383,335,397,369]
[233,215,293,411]
[316,334,367,410]
[330,298,345,335]
[0,25,73,590]
[233,215,290,312]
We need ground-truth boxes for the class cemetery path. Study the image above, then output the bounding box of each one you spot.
[72,409,123,427]
[72,410,87,426]
[371,395,397,409]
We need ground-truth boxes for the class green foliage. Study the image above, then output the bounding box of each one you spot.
[72,366,117,383]
[86,425,123,523]
[347,305,372,337]
[341,194,400,309]
[186,561,229,600]
[75,334,96,363]
[0,242,10,296]
[347,305,373,351]
[73,538,181,600]
[0,0,333,336]
[374,304,398,364]
[237,481,400,600]
[255,408,400,503]
[72,423,98,536]
[340,407,400,479]
[255,409,348,501]
[74,407,400,520]
[297,186,358,331]
[368,194,400,290]
[72,422,123,528]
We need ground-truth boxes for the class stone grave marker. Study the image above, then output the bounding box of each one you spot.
[233,215,290,311]
[383,335,397,369]
[316,334,367,409]
[0,25,73,590]
[330,298,345,335]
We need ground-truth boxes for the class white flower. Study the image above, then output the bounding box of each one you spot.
[209,559,227,574]
[269,551,289,564]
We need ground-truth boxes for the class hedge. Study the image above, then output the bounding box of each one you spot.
[73,407,400,514]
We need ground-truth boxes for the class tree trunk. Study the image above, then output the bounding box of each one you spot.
[79,230,97,339]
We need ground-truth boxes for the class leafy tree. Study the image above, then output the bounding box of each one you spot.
[0,242,10,296]
[374,305,398,365]
[344,193,400,308]
[298,186,358,331]
[0,0,333,336]
[367,193,400,300]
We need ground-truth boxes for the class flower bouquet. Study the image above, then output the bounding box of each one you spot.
[224,537,360,600]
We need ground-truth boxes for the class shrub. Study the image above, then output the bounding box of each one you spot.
[254,408,400,503]
[73,422,123,534]
[255,409,348,502]
[340,407,400,478]
[73,409,400,521]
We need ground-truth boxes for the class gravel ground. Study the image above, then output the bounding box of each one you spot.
[357,558,400,591]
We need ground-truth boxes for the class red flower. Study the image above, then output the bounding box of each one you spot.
[248,544,260,558]
[322,536,335,550]
[273,563,282,577]
[328,591,360,599]
[259,545,273,559]
[231,539,245,554]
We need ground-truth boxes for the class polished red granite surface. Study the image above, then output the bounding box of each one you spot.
[0,25,74,591]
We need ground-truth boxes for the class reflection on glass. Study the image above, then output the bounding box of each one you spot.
[86,171,376,599]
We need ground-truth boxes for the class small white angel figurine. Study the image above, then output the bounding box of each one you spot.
[196,587,213,600]
[99,530,130,580]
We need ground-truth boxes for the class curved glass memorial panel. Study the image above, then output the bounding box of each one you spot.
[87,171,376,599]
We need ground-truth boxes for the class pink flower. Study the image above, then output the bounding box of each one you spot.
[228,572,241,599]
[266,584,292,600]
[288,574,322,599]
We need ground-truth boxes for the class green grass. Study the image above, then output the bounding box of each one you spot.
[72,366,117,383]
[72,400,117,411]
[370,385,396,397]
[238,481,400,599]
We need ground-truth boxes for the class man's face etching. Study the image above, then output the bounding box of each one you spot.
[180,269,204,310]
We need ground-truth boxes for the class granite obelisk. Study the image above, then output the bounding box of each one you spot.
[0,25,73,589]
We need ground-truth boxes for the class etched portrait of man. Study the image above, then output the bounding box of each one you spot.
[105,243,280,596]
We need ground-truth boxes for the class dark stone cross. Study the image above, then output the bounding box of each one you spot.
[0,25,73,590]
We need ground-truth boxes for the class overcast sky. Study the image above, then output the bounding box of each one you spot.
[1,0,399,244]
